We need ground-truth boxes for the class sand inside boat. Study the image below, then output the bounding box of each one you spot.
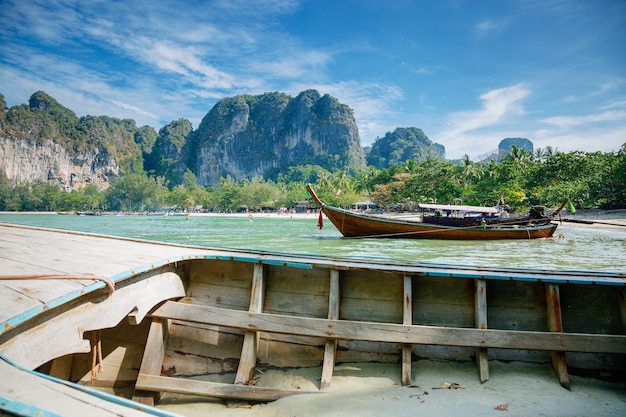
[151,360,625,417]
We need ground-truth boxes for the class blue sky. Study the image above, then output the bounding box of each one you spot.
[1,0,624,160]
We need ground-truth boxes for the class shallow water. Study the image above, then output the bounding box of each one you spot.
[1,213,625,272]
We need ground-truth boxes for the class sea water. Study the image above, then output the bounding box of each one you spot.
[1,213,624,273]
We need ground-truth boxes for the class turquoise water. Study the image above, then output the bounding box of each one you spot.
[1,213,625,272]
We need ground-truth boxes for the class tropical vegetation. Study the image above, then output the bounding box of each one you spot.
[1,144,624,213]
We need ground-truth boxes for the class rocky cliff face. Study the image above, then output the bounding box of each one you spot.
[189,90,366,187]
[0,91,142,191]
[1,89,368,190]
[0,136,119,191]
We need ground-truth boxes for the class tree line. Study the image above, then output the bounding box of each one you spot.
[1,145,624,214]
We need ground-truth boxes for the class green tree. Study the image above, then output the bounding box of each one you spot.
[105,173,167,211]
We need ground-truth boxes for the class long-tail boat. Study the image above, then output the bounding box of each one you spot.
[0,224,624,414]
[306,184,561,240]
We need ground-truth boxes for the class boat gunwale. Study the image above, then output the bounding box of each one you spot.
[3,251,625,338]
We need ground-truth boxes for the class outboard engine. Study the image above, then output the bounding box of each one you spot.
[529,206,547,218]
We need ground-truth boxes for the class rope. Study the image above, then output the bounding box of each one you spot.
[0,273,115,294]
[91,329,104,383]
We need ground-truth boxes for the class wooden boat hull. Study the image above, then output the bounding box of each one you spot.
[1,226,624,410]
[3,254,625,402]
[306,184,559,239]
[321,204,558,239]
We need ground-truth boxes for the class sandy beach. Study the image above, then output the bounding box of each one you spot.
[156,360,625,417]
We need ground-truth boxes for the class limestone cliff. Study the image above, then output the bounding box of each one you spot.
[0,91,144,191]
[1,90,369,191]
[0,137,119,191]
[187,90,366,187]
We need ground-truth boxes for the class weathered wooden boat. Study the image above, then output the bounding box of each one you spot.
[0,224,625,415]
[307,184,560,239]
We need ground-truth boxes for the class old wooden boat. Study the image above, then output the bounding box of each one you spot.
[0,224,625,415]
[307,184,560,239]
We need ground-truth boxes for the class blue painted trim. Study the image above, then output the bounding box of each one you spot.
[0,395,64,417]
[0,254,192,336]
[0,354,180,417]
[3,252,624,337]
[261,259,313,269]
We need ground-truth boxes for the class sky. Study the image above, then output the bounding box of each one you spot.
[1,0,625,160]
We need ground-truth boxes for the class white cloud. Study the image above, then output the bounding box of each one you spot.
[541,110,626,129]
[435,84,530,150]
[475,18,510,37]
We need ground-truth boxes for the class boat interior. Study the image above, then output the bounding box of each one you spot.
[2,253,625,406]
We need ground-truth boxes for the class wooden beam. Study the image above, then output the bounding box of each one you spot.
[234,262,265,386]
[133,318,168,406]
[152,301,626,354]
[617,288,626,330]
[545,283,570,389]
[401,274,412,386]
[320,269,340,389]
[0,271,185,370]
[136,373,315,402]
[474,279,489,383]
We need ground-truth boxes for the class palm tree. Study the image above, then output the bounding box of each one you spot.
[332,170,351,193]
[506,145,532,173]
[545,146,558,157]
[352,167,377,195]
[534,148,548,162]
[316,171,333,192]
[486,159,499,179]
[404,159,418,174]
[461,154,481,186]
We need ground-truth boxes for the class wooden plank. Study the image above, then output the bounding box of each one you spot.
[70,321,150,387]
[135,373,315,402]
[264,265,330,318]
[339,270,403,323]
[545,283,570,389]
[558,285,623,334]
[1,272,185,369]
[617,288,626,330]
[475,279,489,383]
[413,276,475,327]
[320,269,339,389]
[234,262,264,385]
[133,319,168,406]
[0,358,158,417]
[402,274,412,386]
[152,301,626,354]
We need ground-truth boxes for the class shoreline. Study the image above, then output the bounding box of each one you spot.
[4,211,626,230]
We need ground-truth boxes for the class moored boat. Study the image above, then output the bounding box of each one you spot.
[306,184,560,239]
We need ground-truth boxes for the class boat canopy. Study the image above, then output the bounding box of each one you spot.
[417,203,500,214]
[353,200,378,210]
